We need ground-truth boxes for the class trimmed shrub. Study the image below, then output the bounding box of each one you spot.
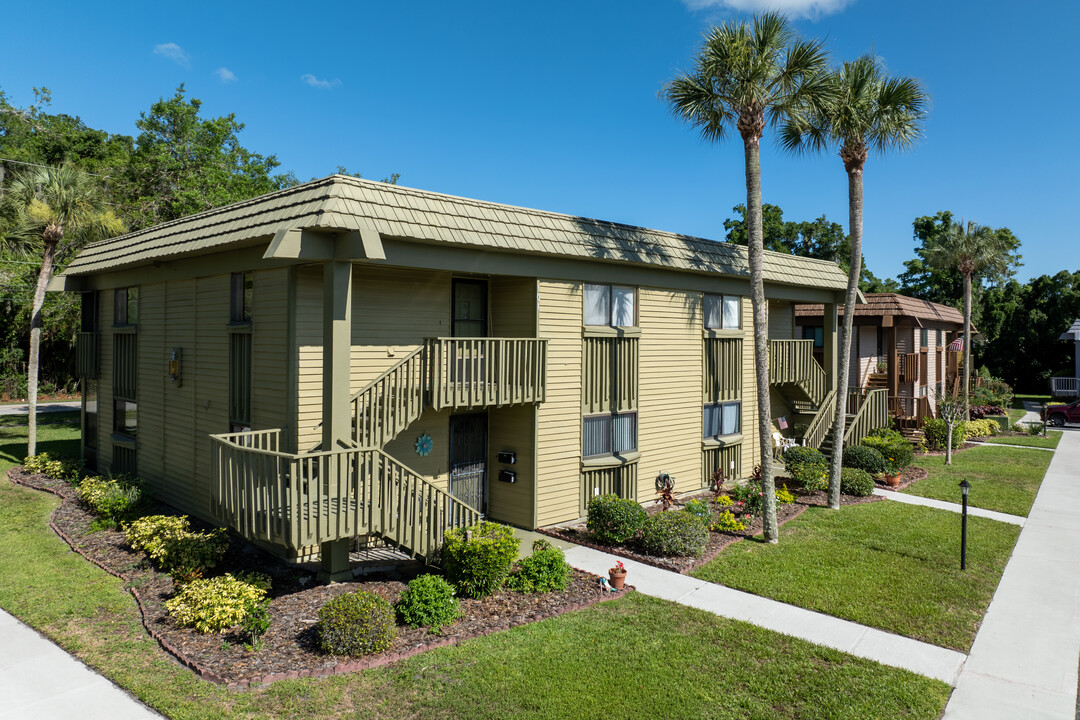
[682,498,713,525]
[506,539,570,593]
[781,446,827,472]
[840,468,875,497]
[775,485,796,505]
[712,510,747,532]
[586,494,647,546]
[22,453,84,483]
[841,445,886,475]
[122,514,228,578]
[861,436,914,469]
[165,574,268,633]
[396,574,461,632]
[964,419,1000,439]
[441,522,519,598]
[75,474,144,525]
[317,591,396,656]
[782,445,828,491]
[923,418,967,450]
[789,461,827,492]
[866,427,905,443]
[640,511,709,557]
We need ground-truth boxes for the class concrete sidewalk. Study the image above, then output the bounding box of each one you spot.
[561,544,966,685]
[873,488,1026,526]
[0,608,162,719]
[0,401,80,416]
[943,427,1080,719]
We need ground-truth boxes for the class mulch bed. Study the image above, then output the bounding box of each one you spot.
[541,480,881,575]
[873,466,928,493]
[6,466,621,690]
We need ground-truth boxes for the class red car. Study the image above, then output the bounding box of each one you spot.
[1044,400,1080,426]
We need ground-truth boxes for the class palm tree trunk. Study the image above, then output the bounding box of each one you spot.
[26,240,57,457]
[827,165,864,509]
[962,273,972,421]
[743,135,777,543]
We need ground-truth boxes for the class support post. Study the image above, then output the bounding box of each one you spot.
[319,260,354,582]
[822,303,838,393]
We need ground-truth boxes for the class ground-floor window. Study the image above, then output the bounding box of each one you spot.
[704,401,741,438]
[113,399,137,437]
[583,411,637,458]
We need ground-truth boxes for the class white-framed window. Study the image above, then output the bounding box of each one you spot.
[585,284,636,327]
[704,294,741,330]
[704,401,741,438]
[583,411,637,458]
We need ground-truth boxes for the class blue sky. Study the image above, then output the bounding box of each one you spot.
[3,0,1077,284]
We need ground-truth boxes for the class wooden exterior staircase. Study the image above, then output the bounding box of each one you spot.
[211,337,547,560]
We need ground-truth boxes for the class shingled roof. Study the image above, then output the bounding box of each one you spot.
[795,293,967,327]
[63,175,848,290]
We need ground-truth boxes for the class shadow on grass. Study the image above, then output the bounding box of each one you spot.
[0,411,81,465]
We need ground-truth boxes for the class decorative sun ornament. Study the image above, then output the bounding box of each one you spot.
[415,433,433,457]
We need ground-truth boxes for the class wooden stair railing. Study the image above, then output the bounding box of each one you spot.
[351,348,426,448]
[801,389,837,451]
[211,429,482,560]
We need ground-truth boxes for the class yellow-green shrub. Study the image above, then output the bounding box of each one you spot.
[165,574,268,633]
[75,474,144,524]
[122,514,228,577]
[712,510,747,532]
[22,453,84,482]
[963,419,999,438]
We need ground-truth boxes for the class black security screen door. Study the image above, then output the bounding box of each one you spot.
[449,412,487,512]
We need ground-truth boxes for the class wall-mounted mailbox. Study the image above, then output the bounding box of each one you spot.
[498,469,517,483]
[497,451,516,465]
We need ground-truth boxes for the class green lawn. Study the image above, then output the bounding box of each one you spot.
[0,413,951,719]
[983,431,1061,449]
[692,501,1020,652]
[905,444,1053,516]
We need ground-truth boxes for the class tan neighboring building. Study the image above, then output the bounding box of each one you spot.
[56,175,883,578]
[795,293,966,432]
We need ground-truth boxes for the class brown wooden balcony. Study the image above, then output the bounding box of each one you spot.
[768,339,827,405]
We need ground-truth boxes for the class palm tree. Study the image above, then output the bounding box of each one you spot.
[781,55,928,509]
[922,220,1011,420]
[663,12,829,542]
[4,163,122,455]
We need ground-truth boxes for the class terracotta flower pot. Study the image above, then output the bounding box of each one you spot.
[885,473,902,488]
[609,570,626,590]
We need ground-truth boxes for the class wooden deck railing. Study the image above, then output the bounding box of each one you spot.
[768,339,827,405]
[889,395,931,421]
[844,388,888,446]
[898,353,920,383]
[1051,377,1079,398]
[427,337,547,411]
[351,348,426,448]
[76,332,99,379]
[346,337,548,448]
[211,429,481,558]
[802,389,836,450]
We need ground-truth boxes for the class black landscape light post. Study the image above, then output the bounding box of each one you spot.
[959,479,971,570]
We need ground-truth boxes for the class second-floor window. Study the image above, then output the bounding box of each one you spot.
[230,272,253,323]
[704,294,741,330]
[585,284,636,327]
[113,287,138,326]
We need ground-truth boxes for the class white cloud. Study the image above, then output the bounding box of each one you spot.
[682,0,854,19]
[153,42,190,68]
[214,67,238,83]
[301,73,342,90]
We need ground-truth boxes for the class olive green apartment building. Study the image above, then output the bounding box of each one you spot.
[56,175,875,578]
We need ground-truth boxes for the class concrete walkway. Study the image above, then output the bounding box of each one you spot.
[0,608,162,719]
[0,401,80,416]
[561,544,966,685]
[943,427,1080,719]
[873,488,1026,526]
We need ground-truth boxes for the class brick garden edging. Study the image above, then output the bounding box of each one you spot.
[6,467,629,690]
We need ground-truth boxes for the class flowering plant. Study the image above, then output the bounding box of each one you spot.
[884,457,904,476]
[610,560,626,575]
